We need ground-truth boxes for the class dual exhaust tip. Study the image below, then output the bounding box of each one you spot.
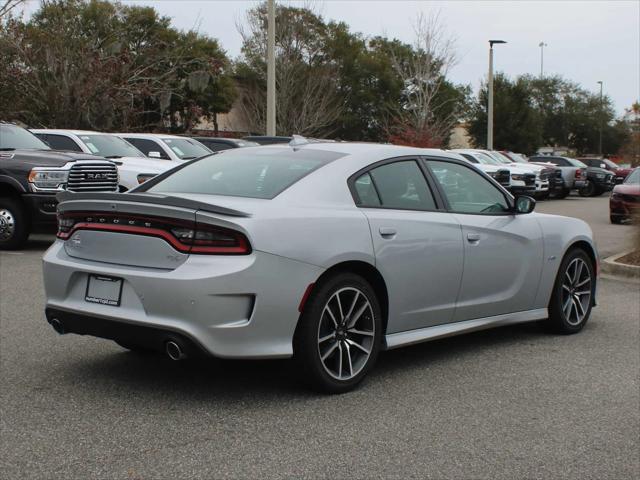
[165,340,186,361]
[49,317,187,361]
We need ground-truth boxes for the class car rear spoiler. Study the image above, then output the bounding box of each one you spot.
[56,191,251,218]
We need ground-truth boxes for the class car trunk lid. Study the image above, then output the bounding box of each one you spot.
[55,192,250,269]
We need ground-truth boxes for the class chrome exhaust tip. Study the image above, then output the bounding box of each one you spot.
[50,318,65,335]
[165,340,186,361]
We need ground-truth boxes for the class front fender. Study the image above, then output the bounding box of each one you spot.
[532,213,597,309]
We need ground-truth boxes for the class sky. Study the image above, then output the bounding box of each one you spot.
[20,0,640,116]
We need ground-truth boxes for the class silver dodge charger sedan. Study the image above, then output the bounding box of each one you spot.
[43,139,598,393]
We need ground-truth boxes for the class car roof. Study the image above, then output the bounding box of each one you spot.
[31,129,108,135]
[242,141,464,161]
[116,133,185,139]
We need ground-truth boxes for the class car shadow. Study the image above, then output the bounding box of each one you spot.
[64,320,573,403]
[25,234,56,251]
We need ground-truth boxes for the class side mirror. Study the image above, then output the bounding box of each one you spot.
[148,151,162,158]
[514,195,536,214]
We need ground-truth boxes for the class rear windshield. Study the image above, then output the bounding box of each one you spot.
[147,148,345,199]
[567,158,588,168]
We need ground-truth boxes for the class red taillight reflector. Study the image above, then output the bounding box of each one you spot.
[56,212,251,255]
[575,169,583,178]
[298,283,315,313]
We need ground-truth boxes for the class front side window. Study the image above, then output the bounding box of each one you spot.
[427,161,510,214]
[354,160,436,210]
[147,148,344,199]
[125,138,171,160]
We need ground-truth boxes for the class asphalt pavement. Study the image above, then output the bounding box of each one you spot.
[1,195,638,479]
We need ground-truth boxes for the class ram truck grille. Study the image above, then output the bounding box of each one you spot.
[67,161,119,193]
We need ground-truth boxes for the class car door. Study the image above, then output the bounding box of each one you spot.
[351,158,464,333]
[424,159,544,321]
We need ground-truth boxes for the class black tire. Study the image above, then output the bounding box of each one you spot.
[610,215,623,224]
[554,188,570,199]
[579,182,595,197]
[535,192,550,200]
[0,196,29,250]
[545,248,595,334]
[294,273,382,393]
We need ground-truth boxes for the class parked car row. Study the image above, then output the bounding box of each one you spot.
[0,124,270,249]
[1,121,636,249]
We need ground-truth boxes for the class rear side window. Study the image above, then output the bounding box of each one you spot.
[147,148,345,199]
[125,138,171,160]
[354,160,436,210]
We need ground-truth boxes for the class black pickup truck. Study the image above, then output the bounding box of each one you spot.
[0,123,119,249]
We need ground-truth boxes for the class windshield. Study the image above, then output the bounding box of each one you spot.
[602,159,619,169]
[162,138,211,160]
[567,158,588,168]
[0,124,50,150]
[624,169,639,185]
[147,148,345,199]
[510,153,529,164]
[77,134,143,158]
[474,152,503,166]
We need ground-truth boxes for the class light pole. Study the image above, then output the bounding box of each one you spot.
[487,39,506,150]
[597,80,603,156]
[266,0,276,136]
[539,42,547,78]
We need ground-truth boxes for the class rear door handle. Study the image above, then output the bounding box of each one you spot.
[467,233,481,243]
[379,227,397,238]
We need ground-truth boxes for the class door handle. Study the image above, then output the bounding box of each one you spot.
[379,227,397,239]
[467,233,481,243]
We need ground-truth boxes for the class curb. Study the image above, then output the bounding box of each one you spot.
[600,250,640,282]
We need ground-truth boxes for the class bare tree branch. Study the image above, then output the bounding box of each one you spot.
[387,11,461,147]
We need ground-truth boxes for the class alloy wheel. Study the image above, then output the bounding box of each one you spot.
[317,287,375,381]
[0,208,15,241]
[561,258,592,326]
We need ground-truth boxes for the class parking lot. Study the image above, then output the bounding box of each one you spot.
[1,195,638,479]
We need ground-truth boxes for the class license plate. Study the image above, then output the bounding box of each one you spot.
[85,274,123,307]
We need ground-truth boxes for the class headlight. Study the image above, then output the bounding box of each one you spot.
[610,192,622,200]
[28,169,69,191]
[596,173,605,179]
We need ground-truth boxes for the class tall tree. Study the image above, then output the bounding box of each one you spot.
[519,74,624,155]
[468,73,542,154]
[0,0,235,131]
[386,12,469,148]
[236,3,342,136]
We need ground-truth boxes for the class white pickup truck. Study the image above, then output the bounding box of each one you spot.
[31,129,174,191]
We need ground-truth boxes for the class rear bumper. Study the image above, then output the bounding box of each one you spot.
[42,240,323,359]
[46,307,209,357]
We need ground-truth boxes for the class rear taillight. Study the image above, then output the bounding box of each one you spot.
[575,169,584,179]
[56,212,251,255]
